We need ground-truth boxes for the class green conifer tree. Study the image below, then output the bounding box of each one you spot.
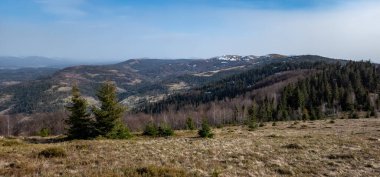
[92,82,129,138]
[247,102,258,131]
[65,85,95,139]
[198,118,214,138]
[185,117,195,130]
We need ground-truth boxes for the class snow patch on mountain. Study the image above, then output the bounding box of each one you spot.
[211,54,286,62]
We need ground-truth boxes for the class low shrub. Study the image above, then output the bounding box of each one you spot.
[247,118,258,131]
[185,117,195,130]
[143,122,174,137]
[37,128,50,137]
[300,124,308,129]
[124,166,188,177]
[198,119,214,138]
[349,111,359,119]
[275,167,293,175]
[38,147,66,158]
[106,123,132,139]
[143,122,158,136]
[282,143,303,149]
[157,124,174,137]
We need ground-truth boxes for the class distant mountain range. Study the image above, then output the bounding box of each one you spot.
[0,56,121,69]
[0,54,341,114]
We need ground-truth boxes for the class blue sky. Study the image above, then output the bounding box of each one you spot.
[1,0,380,61]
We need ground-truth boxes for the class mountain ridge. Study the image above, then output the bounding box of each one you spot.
[0,54,342,114]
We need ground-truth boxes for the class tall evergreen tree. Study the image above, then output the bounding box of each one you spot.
[65,85,95,139]
[247,101,258,130]
[92,82,128,138]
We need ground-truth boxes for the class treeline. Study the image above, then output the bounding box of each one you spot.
[271,61,380,121]
[132,61,380,129]
[138,61,335,114]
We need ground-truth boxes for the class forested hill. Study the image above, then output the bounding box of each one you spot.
[276,61,380,121]
[138,60,380,123]
[138,60,338,113]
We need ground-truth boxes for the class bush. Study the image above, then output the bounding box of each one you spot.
[247,117,258,131]
[143,122,174,137]
[106,123,132,139]
[38,147,66,158]
[302,108,310,120]
[37,128,50,137]
[198,119,214,138]
[349,111,359,119]
[157,124,174,137]
[143,122,158,136]
[275,167,293,175]
[123,166,187,177]
[282,143,303,149]
[185,117,195,130]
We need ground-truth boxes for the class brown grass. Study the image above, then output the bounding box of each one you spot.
[0,118,380,177]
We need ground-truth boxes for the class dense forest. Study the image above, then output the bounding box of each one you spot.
[273,61,380,121]
[135,61,380,129]
[138,61,333,114]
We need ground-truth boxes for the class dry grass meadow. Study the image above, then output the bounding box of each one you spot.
[1,118,380,177]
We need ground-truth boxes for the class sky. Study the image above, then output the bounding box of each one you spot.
[0,0,380,61]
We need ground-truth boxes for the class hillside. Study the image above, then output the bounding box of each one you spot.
[130,60,380,129]
[0,54,336,114]
[1,118,379,176]
[0,68,58,86]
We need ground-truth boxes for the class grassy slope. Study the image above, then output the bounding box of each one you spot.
[1,118,380,177]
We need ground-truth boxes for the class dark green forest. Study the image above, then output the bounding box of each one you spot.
[140,61,380,123]
[273,61,380,121]
[138,61,331,113]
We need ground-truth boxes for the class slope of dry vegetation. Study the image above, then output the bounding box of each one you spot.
[1,118,380,177]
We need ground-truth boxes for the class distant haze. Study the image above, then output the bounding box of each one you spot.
[0,0,380,61]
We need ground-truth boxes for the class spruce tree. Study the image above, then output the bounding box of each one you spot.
[198,118,214,138]
[185,117,195,130]
[92,82,129,138]
[247,102,258,130]
[65,85,95,139]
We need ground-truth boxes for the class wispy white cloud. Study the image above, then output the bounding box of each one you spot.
[1,0,380,61]
[34,0,87,18]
